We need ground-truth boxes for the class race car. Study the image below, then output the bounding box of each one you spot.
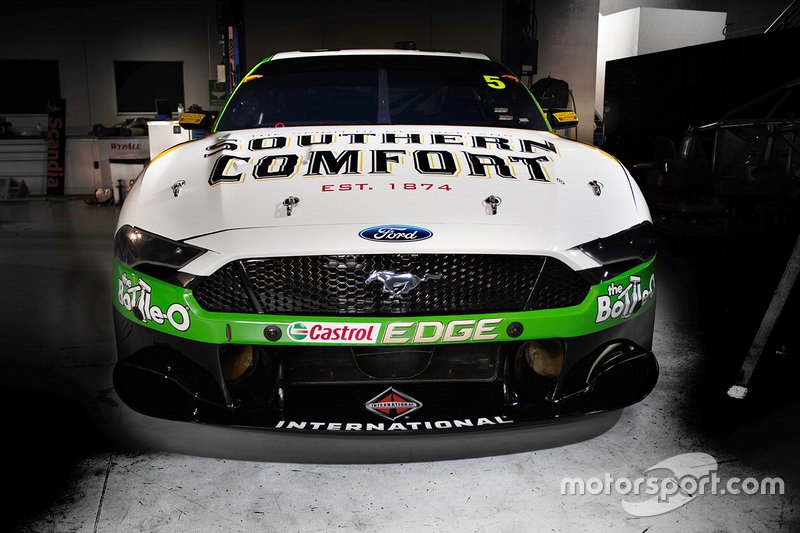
[112,49,657,433]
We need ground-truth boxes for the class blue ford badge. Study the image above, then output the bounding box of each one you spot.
[359,225,433,242]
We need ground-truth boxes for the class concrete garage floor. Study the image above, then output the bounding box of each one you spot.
[1,198,799,532]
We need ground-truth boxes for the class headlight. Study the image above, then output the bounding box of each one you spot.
[114,225,205,285]
[576,221,655,282]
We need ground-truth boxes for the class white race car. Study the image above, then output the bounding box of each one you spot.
[112,49,657,433]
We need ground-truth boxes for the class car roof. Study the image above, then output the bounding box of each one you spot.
[269,49,491,62]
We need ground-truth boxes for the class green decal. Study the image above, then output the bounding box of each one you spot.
[112,257,655,346]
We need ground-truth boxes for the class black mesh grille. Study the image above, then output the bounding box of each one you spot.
[192,254,590,316]
[527,258,592,310]
[191,262,256,313]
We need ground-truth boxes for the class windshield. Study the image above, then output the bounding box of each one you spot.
[215,55,549,132]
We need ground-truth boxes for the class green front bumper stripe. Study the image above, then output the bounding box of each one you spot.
[112,257,656,346]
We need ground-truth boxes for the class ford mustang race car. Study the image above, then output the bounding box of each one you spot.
[112,49,657,434]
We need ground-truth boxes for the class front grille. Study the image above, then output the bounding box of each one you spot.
[192,254,589,315]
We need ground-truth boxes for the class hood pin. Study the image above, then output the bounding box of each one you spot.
[171,180,186,197]
[484,195,502,215]
[283,196,300,216]
[588,180,603,196]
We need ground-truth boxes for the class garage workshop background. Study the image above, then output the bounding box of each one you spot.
[1,1,799,532]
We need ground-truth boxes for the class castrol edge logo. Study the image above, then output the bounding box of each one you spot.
[287,322,380,343]
[286,318,503,345]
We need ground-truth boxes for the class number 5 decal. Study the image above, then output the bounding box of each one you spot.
[483,75,506,89]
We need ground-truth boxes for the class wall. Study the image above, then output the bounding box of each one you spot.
[600,0,791,37]
[534,0,600,142]
[0,0,503,136]
[595,9,641,113]
[638,7,727,54]
[243,0,502,66]
[600,0,724,15]
[596,7,726,119]
[1,0,218,136]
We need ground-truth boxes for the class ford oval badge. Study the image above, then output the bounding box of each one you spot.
[359,225,433,242]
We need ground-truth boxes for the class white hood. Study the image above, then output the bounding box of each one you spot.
[119,125,649,274]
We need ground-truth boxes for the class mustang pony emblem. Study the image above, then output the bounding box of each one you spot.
[365,270,442,297]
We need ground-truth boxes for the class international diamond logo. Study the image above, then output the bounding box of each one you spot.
[364,387,422,421]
